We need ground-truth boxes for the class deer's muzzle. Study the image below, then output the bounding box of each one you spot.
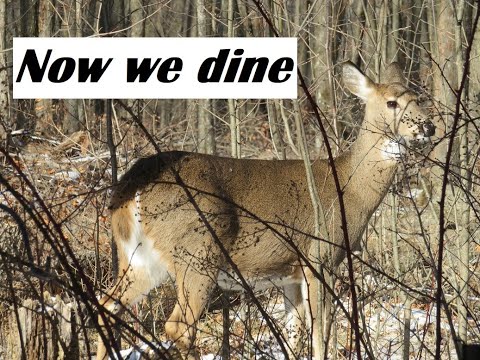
[421,120,435,137]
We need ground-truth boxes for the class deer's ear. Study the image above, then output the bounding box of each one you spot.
[342,62,375,102]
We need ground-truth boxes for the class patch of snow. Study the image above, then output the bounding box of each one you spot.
[99,342,172,360]
[201,354,222,360]
[51,170,81,182]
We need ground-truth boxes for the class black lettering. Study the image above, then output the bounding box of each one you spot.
[127,58,161,82]
[268,57,293,83]
[157,58,182,83]
[16,49,52,82]
[78,58,113,82]
[48,57,75,83]
[224,49,244,82]
[238,57,269,82]
[198,49,230,83]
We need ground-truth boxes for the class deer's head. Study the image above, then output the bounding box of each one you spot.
[343,61,435,158]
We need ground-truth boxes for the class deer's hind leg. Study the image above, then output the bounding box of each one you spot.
[165,233,226,360]
[165,205,236,359]
[96,262,160,360]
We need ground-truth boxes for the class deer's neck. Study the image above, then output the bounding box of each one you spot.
[337,128,399,214]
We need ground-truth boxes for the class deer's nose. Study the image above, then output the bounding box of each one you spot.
[422,120,435,137]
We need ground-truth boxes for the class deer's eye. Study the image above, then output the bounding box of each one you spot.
[387,101,398,109]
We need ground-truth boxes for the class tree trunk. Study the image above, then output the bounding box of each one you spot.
[311,0,332,110]
[388,0,400,62]
[130,0,144,36]
[196,0,215,154]
[345,0,363,65]
[454,1,471,356]
[362,0,379,80]
[295,0,309,79]
[228,0,240,158]
[35,0,53,136]
[0,0,8,142]
[267,100,285,160]
[429,0,457,165]
[60,0,81,134]
[418,0,431,82]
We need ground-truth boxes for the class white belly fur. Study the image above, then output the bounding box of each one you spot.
[217,271,301,291]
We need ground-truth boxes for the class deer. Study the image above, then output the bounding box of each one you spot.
[96,61,435,360]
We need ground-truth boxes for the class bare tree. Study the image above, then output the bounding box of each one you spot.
[60,0,81,134]
[0,0,8,142]
[34,0,53,136]
[197,0,215,154]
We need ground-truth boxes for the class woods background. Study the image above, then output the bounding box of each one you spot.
[0,0,480,359]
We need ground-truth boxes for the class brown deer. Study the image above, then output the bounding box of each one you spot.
[96,62,435,359]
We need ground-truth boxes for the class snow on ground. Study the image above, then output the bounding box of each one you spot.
[94,298,475,359]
